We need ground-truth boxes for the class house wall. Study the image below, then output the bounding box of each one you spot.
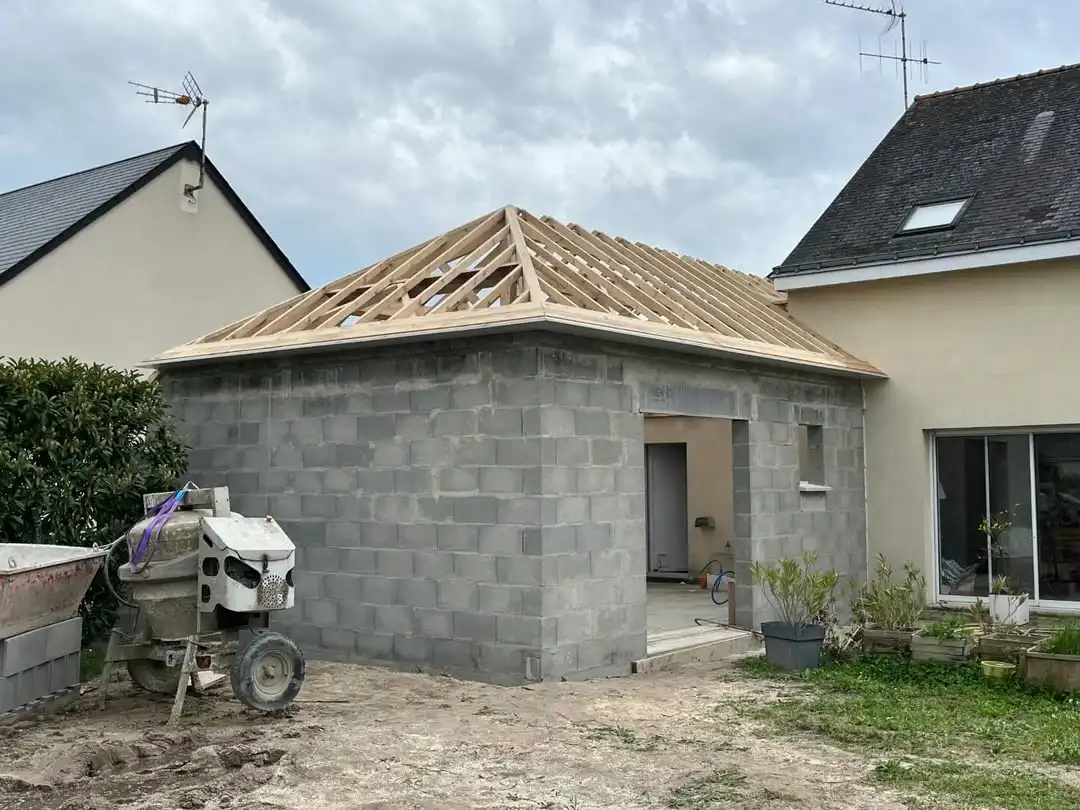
[783,257,1080,589]
[161,333,867,683]
[0,159,300,371]
[643,416,734,576]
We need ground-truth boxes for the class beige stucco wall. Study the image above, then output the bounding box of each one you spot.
[784,258,1080,580]
[643,416,734,574]
[0,158,302,371]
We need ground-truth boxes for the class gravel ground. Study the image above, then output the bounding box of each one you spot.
[0,656,912,809]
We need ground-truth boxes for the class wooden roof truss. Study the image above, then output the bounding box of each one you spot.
[171,206,880,376]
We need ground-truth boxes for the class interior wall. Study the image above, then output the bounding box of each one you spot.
[643,416,734,576]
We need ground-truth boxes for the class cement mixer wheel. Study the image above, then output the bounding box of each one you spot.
[127,659,182,695]
[230,630,305,712]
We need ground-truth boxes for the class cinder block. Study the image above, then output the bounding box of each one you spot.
[479,467,522,493]
[439,467,478,493]
[321,627,358,653]
[453,438,497,466]
[554,381,591,407]
[399,524,437,550]
[359,575,400,604]
[339,602,375,631]
[554,438,589,465]
[452,383,493,409]
[434,410,477,436]
[497,497,542,526]
[453,497,498,525]
[495,438,542,466]
[373,494,416,523]
[453,611,498,643]
[375,605,414,635]
[410,386,452,412]
[340,548,376,574]
[399,578,438,608]
[432,639,478,671]
[479,408,523,437]
[360,522,399,548]
[394,635,433,664]
[414,550,455,579]
[478,526,522,555]
[478,583,525,614]
[414,608,454,639]
[577,468,615,494]
[375,443,411,468]
[496,615,547,646]
[453,553,497,582]
[376,549,414,578]
[573,411,610,437]
[358,414,397,441]
[438,579,479,610]
[324,415,359,444]
[356,632,395,660]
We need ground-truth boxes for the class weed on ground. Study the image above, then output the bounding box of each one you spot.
[734,654,1080,764]
[873,759,1080,810]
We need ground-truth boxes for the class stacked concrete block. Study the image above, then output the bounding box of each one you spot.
[163,337,646,684]
[161,330,867,680]
[627,354,867,629]
[0,616,83,713]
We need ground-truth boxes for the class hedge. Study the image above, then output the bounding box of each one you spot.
[0,357,188,642]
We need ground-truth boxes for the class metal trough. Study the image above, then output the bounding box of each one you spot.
[0,544,107,641]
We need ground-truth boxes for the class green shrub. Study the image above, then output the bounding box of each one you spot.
[1039,623,1080,656]
[750,553,840,627]
[852,553,926,630]
[0,357,187,642]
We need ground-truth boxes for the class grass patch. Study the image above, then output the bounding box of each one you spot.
[733,654,1080,765]
[667,767,746,808]
[873,759,1080,810]
[583,724,664,752]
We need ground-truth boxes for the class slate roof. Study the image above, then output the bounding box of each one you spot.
[774,63,1080,277]
[0,141,308,292]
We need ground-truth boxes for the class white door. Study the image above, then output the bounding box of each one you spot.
[646,442,689,573]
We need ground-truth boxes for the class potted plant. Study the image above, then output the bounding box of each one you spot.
[852,554,926,655]
[750,553,839,671]
[911,615,979,665]
[977,511,1031,626]
[969,599,1045,662]
[1022,623,1080,694]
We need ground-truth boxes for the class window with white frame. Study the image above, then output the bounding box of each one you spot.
[934,430,1080,606]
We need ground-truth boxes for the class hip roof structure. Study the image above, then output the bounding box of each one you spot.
[151,205,881,377]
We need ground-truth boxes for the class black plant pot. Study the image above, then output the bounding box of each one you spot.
[760,621,826,671]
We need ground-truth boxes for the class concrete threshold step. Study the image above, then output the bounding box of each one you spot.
[632,625,760,674]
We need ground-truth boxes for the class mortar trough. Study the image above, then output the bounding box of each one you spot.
[0,544,107,640]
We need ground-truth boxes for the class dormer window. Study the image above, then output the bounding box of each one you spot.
[897,197,972,235]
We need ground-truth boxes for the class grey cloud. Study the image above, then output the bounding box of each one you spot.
[2,0,1079,286]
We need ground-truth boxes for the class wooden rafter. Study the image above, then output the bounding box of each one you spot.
[158,205,882,376]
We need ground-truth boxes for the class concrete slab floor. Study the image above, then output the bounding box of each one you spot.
[646,581,729,636]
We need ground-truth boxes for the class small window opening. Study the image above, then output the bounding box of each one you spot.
[798,424,825,487]
[897,198,970,235]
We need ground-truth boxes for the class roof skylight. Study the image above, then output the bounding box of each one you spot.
[897,198,970,234]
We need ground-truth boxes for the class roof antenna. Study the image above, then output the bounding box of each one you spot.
[129,72,208,199]
[824,0,941,108]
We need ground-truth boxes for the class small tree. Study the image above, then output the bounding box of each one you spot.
[0,357,188,642]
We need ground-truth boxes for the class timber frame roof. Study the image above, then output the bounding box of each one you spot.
[152,205,881,377]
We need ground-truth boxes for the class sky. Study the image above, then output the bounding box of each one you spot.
[0,0,1072,287]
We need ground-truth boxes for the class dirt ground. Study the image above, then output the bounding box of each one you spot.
[0,656,914,810]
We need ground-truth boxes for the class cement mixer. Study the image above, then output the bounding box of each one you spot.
[99,486,304,721]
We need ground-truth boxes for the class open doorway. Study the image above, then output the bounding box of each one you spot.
[645,442,689,577]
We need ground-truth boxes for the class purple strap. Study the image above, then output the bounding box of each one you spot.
[128,489,184,574]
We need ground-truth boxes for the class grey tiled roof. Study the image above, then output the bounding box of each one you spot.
[775,63,1080,276]
[0,143,188,277]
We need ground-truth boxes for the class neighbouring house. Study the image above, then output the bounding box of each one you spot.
[0,141,309,371]
[773,63,1080,612]
[147,205,879,684]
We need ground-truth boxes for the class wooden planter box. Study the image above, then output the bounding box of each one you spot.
[861,628,914,655]
[1022,649,1080,694]
[911,633,976,665]
[978,633,1047,663]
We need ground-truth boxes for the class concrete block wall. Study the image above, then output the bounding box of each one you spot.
[0,617,83,713]
[161,330,866,679]
[627,353,866,629]
[161,335,644,684]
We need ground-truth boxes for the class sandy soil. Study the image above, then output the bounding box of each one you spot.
[0,656,912,810]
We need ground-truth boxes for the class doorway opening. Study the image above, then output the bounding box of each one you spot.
[645,441,689,578]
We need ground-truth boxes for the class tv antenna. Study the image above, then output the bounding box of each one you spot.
[824,0,941,108]
[129,72,208,198]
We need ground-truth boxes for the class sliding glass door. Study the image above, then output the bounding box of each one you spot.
[935,429,1080,609]
[1034,433,1080,606]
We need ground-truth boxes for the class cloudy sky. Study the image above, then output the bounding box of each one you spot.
[0,1,1071,286]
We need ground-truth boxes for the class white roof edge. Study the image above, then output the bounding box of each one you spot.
[772,238,1080,291]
